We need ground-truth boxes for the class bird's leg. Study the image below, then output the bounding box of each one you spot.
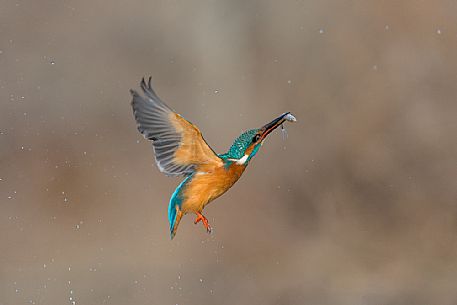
[194,212,212,234]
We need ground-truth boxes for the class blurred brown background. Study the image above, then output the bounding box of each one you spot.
[1,0,457,304]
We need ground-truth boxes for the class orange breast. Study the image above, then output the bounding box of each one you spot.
[180,163,246,214]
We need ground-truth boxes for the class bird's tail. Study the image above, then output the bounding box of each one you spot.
[168,176,191,239]
[168,201,183,239]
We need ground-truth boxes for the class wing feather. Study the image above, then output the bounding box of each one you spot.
[131,77,223,176]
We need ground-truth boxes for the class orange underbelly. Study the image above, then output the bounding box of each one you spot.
[181,164,246,213]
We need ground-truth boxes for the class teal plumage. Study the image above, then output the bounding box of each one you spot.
[168,175,191,234]
[219,129,259,159]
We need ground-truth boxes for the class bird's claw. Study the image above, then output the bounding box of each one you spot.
[194,213,212,234]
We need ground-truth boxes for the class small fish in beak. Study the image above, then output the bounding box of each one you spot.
[284,113,297,122]
[259,112,297,142]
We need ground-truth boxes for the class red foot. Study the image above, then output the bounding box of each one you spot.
[194,212,212,233]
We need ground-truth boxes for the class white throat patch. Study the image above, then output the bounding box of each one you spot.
[228,154,249,165]
[237,155,249,165]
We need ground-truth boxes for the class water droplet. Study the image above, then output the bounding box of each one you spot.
[436,29,442,35]
[214,89,219,94]
[50,60,55,65]
[287,80,292,84]
[319,28,324,34]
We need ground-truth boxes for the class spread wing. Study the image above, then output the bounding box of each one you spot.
[130,77,223,176]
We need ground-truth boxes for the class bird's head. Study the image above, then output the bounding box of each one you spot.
[222,112,297,165]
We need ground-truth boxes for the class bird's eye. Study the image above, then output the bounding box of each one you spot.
[252,134,261,143]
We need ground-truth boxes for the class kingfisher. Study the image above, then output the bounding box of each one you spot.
[131,77,296,239]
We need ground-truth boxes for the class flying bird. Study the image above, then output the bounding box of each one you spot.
[130,77,296,239]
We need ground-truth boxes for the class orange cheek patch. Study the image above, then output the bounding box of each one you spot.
[244,144,256,156]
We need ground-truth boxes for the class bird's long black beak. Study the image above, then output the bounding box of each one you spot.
[259,112,296,140]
